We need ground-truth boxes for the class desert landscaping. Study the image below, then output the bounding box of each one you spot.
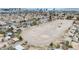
[0,8,79,50]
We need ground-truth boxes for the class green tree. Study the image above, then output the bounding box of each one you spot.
[66,16,74,20]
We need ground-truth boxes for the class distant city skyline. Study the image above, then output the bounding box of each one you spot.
[0,8,79,13]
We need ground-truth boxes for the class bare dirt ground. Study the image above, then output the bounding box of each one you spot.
[21,20,74,47]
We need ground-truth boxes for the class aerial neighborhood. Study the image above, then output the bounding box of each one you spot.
[0,8,79,50]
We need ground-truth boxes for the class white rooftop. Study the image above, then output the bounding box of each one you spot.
[14,44,24,50]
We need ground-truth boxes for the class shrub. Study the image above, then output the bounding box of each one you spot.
[66,16,74,20]
[8,46,16,50]
[48,15,52,21]
[68,45,73,48]
[62,45,68,50]
[0,31,5,34]
[18,36,23,41]
[56,44,60,48]
[32,21,37,25]
[49,43,53,47]
[65,41,69,46]
[76,17,79,20]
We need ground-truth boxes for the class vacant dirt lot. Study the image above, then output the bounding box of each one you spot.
[21,20,74,47]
